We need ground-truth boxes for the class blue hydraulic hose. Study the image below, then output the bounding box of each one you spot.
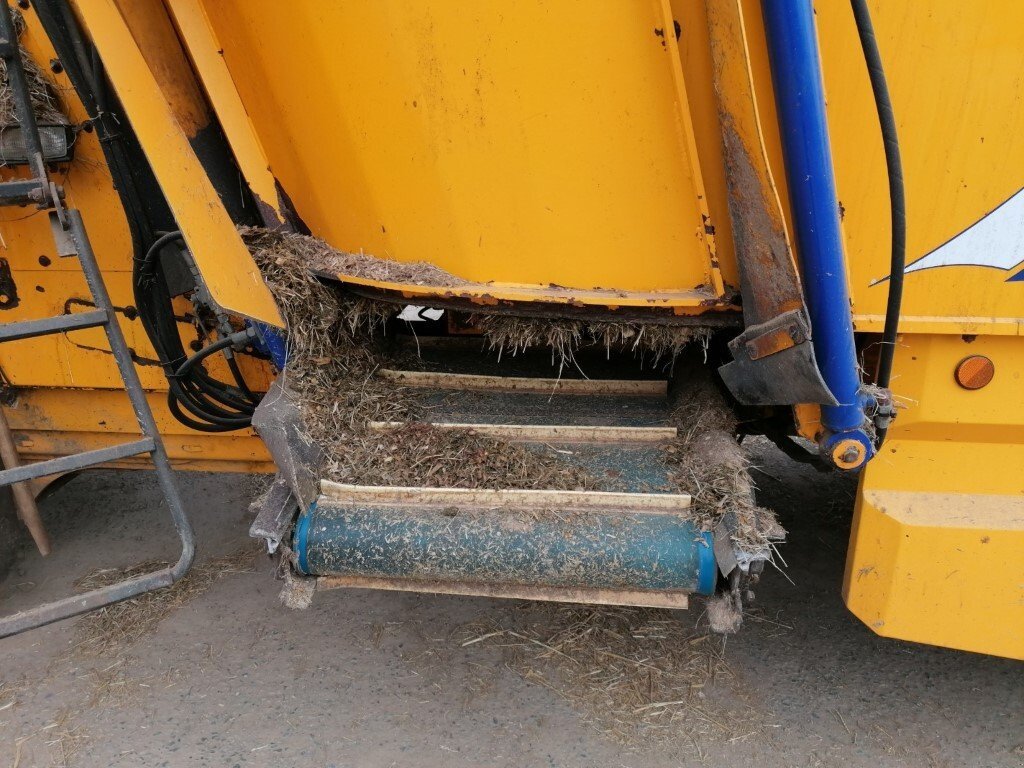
[761,0,871,444]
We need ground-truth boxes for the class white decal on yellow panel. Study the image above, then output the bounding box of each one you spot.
[876,187,1024,283]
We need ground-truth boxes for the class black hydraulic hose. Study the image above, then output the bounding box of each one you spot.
[226,354,258,404]
[175,335,236,379]
[851,0,905,442]
[33,1,261,433]
[138,231,260,426]
[138,230,185,273]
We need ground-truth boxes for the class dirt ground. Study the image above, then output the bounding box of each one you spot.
[1,441,1021,768]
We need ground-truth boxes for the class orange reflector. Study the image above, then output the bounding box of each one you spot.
[954,355,995,390]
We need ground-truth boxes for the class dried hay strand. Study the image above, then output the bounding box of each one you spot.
[0,9,68,127]
[240,225,466,288]
[474,314,709,372]
[665,367,784,558]
[0,676,25,713]
[460,603,761,745]
[70,547,258,656]
[37,708,88,768]
[324,421,600,491]
[245,228,603,492]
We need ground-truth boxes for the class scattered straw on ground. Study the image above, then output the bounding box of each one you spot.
[38,708,88,768]
[70,547,258,656]
[0,677,25,713]
[1,9,68,127]
[459,603,763,745]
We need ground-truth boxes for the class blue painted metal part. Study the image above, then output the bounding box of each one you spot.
[250,321,288,371]
[761,0,875,461]
[294,501,315,574]
[293,502,718,596]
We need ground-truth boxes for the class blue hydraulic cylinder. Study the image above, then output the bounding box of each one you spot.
[761,0,874,456]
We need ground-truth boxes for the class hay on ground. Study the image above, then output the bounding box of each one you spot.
[459,603,762,745]
[71,547,258,656]
[0,9,68,127]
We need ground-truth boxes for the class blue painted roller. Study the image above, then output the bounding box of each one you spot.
[293,501,718,596]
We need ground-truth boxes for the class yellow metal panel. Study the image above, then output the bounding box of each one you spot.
[672,0,737,289]
[815,1,1024,330]
[192,0,725,299]
[5,388,271,471]
[73,0,283,326]
[0,268,272,391]
[326,274,732,314]
[163,0,286,224]
[845,484,1024,659]
[844,333,1024,658]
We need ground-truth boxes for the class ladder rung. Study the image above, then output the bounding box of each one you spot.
[0,310,107,343]
[0,438,155,486]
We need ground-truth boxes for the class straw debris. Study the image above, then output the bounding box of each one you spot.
[459,603,761,745]
[475,314,709,372]
[245,227,601,492]
[240,225,466,287]
[247,225,778,557]
[70,547,258,656]
[666,369,784,558]
[247,231,776,741]
[0,9,68,127]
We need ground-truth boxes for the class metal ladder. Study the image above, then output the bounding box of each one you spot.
[0,3,193,637]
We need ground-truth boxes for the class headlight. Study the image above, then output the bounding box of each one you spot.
[0,124,75,165]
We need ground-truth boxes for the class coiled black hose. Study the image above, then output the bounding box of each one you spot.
[32,1,261,433]
[136,232,261,431]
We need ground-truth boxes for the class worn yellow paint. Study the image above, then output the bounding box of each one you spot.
[115,0,211,136]
[703,0,800,309]
[844,334,1024,658]
[163,0,285,224]
[330,272,730,313]
[0,6,270,471]
[184,0,725,300]
[2,0,1022,658]
[815,2,1024,329]
[5,387,271,472]
[73,0,282,325]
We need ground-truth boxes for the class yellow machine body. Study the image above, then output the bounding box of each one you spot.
[0,0,1021,657]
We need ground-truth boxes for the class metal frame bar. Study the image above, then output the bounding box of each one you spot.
[0,438,154,486]
[0,179,47,205]
[0,2,47,184]
[0,309,108,342]
[0,1,193,637]
[0,211,195,638]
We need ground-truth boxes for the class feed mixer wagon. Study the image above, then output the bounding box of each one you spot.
[0,0,1020,660]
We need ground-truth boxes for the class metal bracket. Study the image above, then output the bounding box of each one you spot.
[719,310,837,405]
[249,476,299,554]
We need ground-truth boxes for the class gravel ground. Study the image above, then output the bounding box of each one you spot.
[1,441,1021,768]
